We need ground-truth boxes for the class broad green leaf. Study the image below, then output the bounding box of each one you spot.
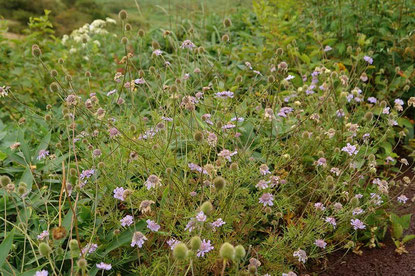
[0,228,15,268]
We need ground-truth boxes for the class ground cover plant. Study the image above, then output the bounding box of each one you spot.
[0,1,415,276]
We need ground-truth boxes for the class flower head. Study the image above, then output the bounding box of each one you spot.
[96,262,112,270]
[259,193,274,207]
[146,219,160,232]
[131,231,147,248]
[197,239,214,257]
[120,215,134,227]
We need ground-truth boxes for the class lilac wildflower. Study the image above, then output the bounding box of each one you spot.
[314,202,326,211]
[131,231,147,248]
[145,174,162,190]
[185,219,196,232]
[35,270,49,276]
[215,91,234,99]
[81,243,98,255]
[37,230,49,240]
[351,219,366,230]
[180,40,196,49]
[363,56,373,64]
[167,238,179,250]
[341,143,358,156]
[146,219,161,232]
[278,107,293,117]
[293,249,307,263]
[367,97,377,104]
[120,215,134,227]
[37,149,49,160]
[314,239,327,249]
[134,78,145,84]
[325,217,337,228]
[397,194,408,204]
[256,180,270,190]
[259,193,274,207]
[218,149,237,162]
[96,262,112,270]
[106,89,117,96]
[197,239,214,257]
[196,211,207,222]
[211,218,226,228]
[113,187,125,201]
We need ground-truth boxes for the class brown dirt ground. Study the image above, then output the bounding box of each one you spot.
[312,168,415,276]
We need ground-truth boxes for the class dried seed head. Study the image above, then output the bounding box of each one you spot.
[194,131,204,142]
[0,175,12,187]
[85,71,91,78]
[221,34,230,42]
[213,176,226,190]
[17,182,27,196]
[121,37,128,45]
[49,82,59,93]
[230,162,239,171]
[50,69,58,77]
[223,18,232,28]
[119,10,128,20]
[138,29,145,37]
[52,226,67,240]
[125,23,132,31]
[152,40,160,49]
[31,44,41,57]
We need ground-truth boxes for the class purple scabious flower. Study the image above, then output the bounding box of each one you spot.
[259,193,274,207]
[231,117,244,122]
[222,123,236,130]
[394,98,404,106]
[180,40,196,49]
[37,149,49,160]
[215,91,234,99]
[197,239,214,257]
[131,231,147,248]
[35,270,49,276]
[277,107,293,117]
[325,217,337,228]
[108,127,120,138]
[185,219,196,232]
[153,49,163,56]
[352,208,364,216]
[196,211,207,222]
[145,175,162,190]
[81,243,98,255]
[146,219,160,232]
[113,187,125,201]
[134,78,145,84]
[218,149,237,162]
[341,143,358,156]
[37,230,49,240]
[363,56,373,64]
[382,107,390,114]
[323,45,332,52]
[293,249,307,263]
[397,194,408,204]
[285,75,295,81]
[120,215,134,227]
[314,239,327,249]
[167,238,179,250]
[259,164,271,175]
[367,97,377,104]
[351,219,366,230]
[316,157,327,167]
[80,169,95,180]
[336,109,345,118]
[188,163,208,174]
[314,202,326,211]
[106,89,117,96]
[96,262,112,270]
[256,180,270,190]
[211,218,226,228]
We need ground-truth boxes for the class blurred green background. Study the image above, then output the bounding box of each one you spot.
[0,0,250,36]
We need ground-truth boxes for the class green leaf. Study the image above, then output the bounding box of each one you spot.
[0,151,7,161]
[0,228,15,268]
[392,222,403,240]
[402,234,415,244]
[17,130,31,164]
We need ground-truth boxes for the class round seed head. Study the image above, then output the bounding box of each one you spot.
[173,242,188,260]
[234,245,246,260]
[39,242,52,256]
[219,242,235,260]
[190,236,202,251]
